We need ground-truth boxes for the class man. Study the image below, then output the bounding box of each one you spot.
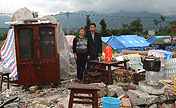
[85,23,102,69]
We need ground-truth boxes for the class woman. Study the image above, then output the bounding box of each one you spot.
[73,27,90,81]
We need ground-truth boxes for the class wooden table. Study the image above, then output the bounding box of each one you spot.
[89,60,128,85]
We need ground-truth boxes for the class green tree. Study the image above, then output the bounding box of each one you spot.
[121,24,131,35]
[130,18,143,34]
[167,20,176,27]
[32,11,39,18]
[85,15,91,33]
[154,19,159,26]
[160,16,166,24]
[99,19,107,37]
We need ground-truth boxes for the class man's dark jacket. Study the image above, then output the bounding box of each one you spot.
[85,32,102,60]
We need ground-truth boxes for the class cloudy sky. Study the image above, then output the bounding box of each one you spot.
[1,0,176,16]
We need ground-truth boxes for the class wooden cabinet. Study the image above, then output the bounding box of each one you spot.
[14,24,60,85]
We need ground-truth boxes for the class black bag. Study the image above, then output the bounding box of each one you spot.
[142,56,161,72]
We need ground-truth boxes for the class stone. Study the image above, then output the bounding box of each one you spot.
[148,95,159,104]
[41,15,57,24]
[138,81,165,95]
[113,80,117,85]
[127,90,151,106]
[39,92,46,97]
[11,7,33,22]
[114,86,126,97]
[35,90,42,95]
[106,85,125,97]
[29,86,38,93]
[91,83,106,98]
[106,85,119,97]
[161,103,170,108]
[149,104,157,108]
[106,85,116,97]
[159,95,167,102]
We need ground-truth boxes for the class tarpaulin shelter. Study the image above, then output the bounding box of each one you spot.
[101,37,118,53]
[65,35,76,48]
[149,37,172,47]
[146,36,171,43]
[107,35,149,52]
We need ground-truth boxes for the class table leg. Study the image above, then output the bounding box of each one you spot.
[92,91,98,108]
[7,74,9,89]
[0,74,3,91]
[68,90,74,108]
[108,65,112,85]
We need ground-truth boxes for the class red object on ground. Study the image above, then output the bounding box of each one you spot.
[104,45,112,62]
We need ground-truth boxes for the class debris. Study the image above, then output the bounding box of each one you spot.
[0,96,18,108]
[29,86,38,93]
[41,100,50,107]
[138,81,165,95]
[39,92,46,97]
[121,98,132,108]
[35,90,42,95]
[117,94,126,100]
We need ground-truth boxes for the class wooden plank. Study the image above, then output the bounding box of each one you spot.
[118,94,126,100]
[121,98,132,108]
[73,101,93,104]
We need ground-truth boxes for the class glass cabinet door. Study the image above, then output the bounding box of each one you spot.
[17,28,34,59]
[39,27,55,59]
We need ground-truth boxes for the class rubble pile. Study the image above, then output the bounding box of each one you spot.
[0,78,91,108]
[106,79,176,108]
[1,77,176,108]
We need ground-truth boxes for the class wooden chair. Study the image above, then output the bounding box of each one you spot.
[0,69,11,92]
[68,84,100,108]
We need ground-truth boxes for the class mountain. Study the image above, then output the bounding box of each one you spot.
[0,15,10,35]
[0,15,10,28]
[1,10,176,34]
[53,10,176,32]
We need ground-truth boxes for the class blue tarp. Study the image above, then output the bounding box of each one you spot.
[107,35,149,52]
[101,37,110,43]
[146,36,171,43]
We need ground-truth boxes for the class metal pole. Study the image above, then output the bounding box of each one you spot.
[66,12,72,34]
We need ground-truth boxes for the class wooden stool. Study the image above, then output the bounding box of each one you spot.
[68,84,100,108]
[87,72,103,83]
[0,69,11,92]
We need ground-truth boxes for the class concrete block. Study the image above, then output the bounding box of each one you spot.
[127,90,151,106]
[11,7,33,22]
[114,86,126,97]
[149,104,157,108]
[106,85,117,97]
[138,81,165,95]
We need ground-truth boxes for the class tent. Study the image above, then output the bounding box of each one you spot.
[107,35,149,52]
[122,35,149,47]
[146,36,171,43]
[101,37,117,53]
[101,37,110,43]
